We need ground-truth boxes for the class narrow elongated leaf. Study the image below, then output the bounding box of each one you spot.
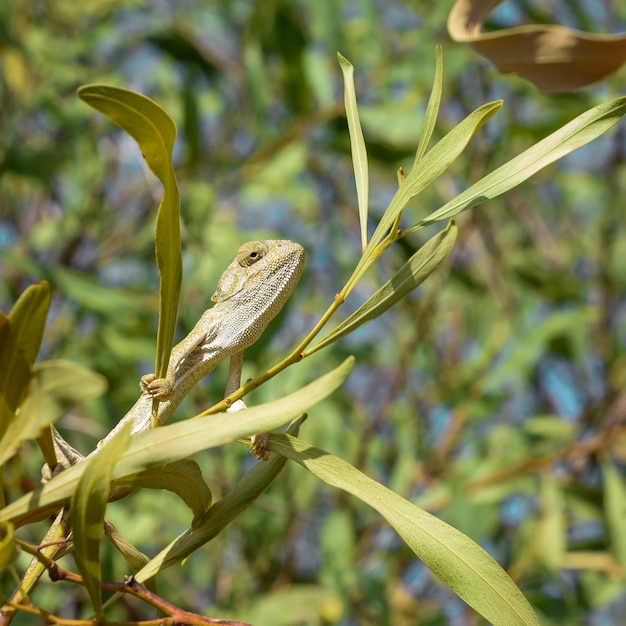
[413,45,443,167]
[1,358,354,527]
[365,100,500,254]
[0,360,107,466]
[341,100,500,296]
[0,522,17,570]
[7,280,50,367]
[131,418,304,583]
[338,53,369,250]
[115,459,212,525]
[104,521,150,572]
[0,317,30,440]
[6,510,71,615]
[270,435,540,626]
[310,220,457,354]
[0,281,50,439]
[534,475,566,571]
[602,459,626,568]
[78,85,181,381]
[71,422,132,618]
[416,96,626,228]
[50,267,150,317]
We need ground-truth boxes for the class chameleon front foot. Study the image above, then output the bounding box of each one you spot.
[250,432,270,461]
[140,374,174,400]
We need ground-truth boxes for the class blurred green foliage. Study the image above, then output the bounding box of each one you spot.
[2,1,626,624]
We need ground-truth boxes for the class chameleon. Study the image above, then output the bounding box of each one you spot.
[49,239,305,471]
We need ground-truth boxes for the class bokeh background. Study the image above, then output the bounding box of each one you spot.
[2,1,626,624]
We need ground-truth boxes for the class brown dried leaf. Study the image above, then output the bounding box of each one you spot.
[448,0,626,92]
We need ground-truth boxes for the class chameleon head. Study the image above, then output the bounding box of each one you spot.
[211,240,305,306]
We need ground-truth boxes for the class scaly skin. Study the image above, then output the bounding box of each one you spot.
[49,240,305,470]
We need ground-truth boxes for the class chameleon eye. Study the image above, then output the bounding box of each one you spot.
[237,241,268,267]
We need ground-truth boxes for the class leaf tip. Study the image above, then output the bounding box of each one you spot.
[337,52,353,73]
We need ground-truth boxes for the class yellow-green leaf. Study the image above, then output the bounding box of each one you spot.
[71,422,132,618]
[269,435,540,626]
[342,99,500,295]
[115,459,212,525]
[603,459,626,568]
[310,220,457,354]
[78,84,175,182]
[78,85,181,382]
[0,316,30,441]
[365,100,500,254]
[0,281,50,439]
[533,474,566,571]
[132,417,305,583]
[7,280,50,367]
[413,45,443,167]
[1,358,354,527]
[417,96,626,228]
[0,360,107,466]
[104,521,150,572]
[0,521,17,570]
[338,53,369,250]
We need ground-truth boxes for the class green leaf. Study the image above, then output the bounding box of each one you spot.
[482,308,592,391]
[602,459,626,568]
[338,53,369,250]
[413,45,443,167]
[344,99,500,294]
[1,358,354,527]
[104,521,150,572]
[0,360,107,466]
[310,220,457,354]
[0,521,17,570]
[0,281,51,440]
[416,95,626,228]
[132,417,305,584]
[50,267,151,317]
[78,85,182,382]
[269,434,540,626]
[533,475,566,571]
[7,280,50,367]
[0,316,30,441]
[71,421,132,618]
[366,100,500,253]
[115,459,212,525]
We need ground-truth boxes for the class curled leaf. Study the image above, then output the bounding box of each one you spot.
[78,85,181,382]
[132,417,305,583]
[115,459,212,526]
[448,0,626,92]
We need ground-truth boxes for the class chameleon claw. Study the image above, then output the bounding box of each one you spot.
[139,373,155,392]
[140,374,173,400]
